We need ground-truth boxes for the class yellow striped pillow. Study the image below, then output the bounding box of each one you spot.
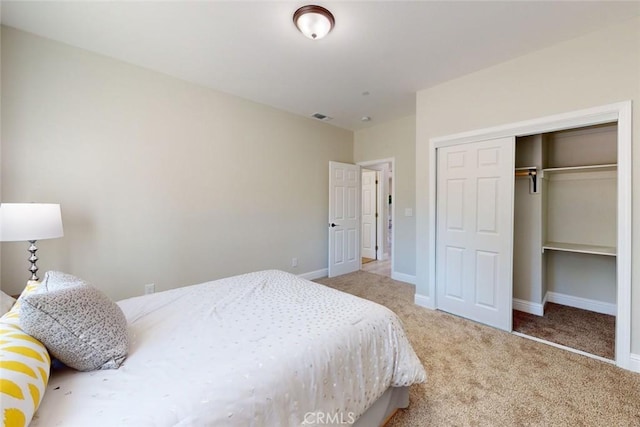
[1,281,50,427]
[0,280,41,328]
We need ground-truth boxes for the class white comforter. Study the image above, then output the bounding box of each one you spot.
[31,270,426,426]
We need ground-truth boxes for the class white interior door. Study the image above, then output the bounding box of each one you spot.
[436,137,515,331]
[329,161,360,277]
[361,169,377,260]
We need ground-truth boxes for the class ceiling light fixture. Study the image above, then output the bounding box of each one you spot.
[293,5,335,40]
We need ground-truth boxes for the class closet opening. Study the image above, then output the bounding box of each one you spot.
[512,122,617,361]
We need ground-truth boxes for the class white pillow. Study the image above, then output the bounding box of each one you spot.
[20,283,129,371]
[0,290,16,316]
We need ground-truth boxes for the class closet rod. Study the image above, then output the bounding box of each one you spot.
[514,169,538,193]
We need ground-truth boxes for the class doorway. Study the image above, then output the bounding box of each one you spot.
[512,123,618,361]
[358,159,394,278]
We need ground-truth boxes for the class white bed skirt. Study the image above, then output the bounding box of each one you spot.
[354,386,409,427]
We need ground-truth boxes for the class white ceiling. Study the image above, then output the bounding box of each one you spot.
[2,1,639,130]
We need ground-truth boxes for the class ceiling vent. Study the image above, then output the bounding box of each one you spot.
[311,112,332,121]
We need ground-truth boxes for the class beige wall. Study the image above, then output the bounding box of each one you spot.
[354,115,416,276]
[416,18,640,352]
[1,26,353,299]
[0,26,3,284]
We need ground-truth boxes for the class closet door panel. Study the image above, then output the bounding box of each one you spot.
[436,136,515,331]
[444,246,464,300]
[476,177,499,233]
[475,250,498,308]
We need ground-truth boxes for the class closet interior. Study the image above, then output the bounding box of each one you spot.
[512,122,617,360]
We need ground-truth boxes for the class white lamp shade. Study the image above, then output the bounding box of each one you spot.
[0,203,64,242]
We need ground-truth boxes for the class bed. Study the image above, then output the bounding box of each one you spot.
[10,270,426,426]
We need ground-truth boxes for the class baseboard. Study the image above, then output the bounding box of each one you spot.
[391,272,416,285]
[546,291,616,316]
[414,293,434,309]
[298,268,328,280]
[628,353,640,373]
[512,298,544,316]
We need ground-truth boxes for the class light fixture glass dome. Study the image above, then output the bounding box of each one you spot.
[293,5,335,40]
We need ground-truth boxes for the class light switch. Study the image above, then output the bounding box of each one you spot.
[405,208,413,217]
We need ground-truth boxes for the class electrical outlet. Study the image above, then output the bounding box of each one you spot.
[291,257,298,268]
[144,283,155,295]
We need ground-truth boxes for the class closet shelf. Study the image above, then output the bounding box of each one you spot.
[542,241,616,257]
[542,164,617,175]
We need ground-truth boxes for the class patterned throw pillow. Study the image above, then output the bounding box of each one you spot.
[38,271,89,293]
[20,284,129,372]
[1,281,41,328]
[1,280,50,427]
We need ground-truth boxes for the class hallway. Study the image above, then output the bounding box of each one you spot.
[361,258,391,278]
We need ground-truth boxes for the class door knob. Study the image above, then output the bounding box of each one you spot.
[330,223,338,227]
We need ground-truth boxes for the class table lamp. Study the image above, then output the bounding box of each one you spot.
[0,203,64,281]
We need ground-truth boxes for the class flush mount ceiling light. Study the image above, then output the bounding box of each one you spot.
[293,5,335,40]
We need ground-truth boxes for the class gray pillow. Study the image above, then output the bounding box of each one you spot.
[39,270,89,292]
[20,283,129,371]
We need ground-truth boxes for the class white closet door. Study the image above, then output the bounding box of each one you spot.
[436,137,515,331]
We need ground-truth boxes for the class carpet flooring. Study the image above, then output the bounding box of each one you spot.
[315,271,640,426]
[513,303,615,360]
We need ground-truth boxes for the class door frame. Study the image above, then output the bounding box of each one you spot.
[427,101,632,370]
[358,158,396,274]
